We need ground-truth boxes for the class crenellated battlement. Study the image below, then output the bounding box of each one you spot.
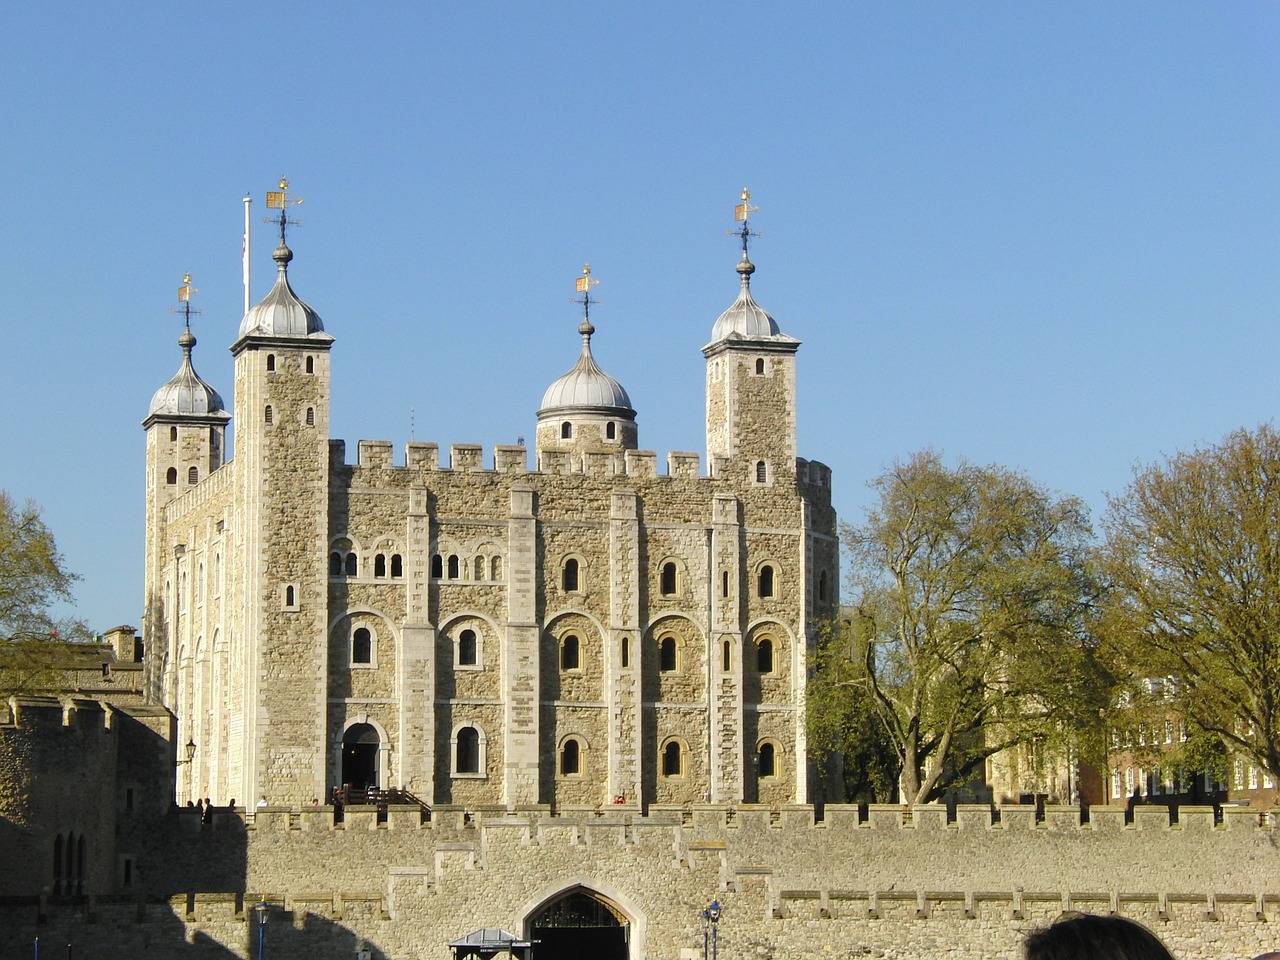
[328,438,838,486]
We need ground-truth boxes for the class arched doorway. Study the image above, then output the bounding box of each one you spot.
[529,889,628,960]
[341,723,379,791]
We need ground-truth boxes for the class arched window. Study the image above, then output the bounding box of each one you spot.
[818,570,828,602]
[758,742,776,778]
[756,460,767,483]
[266,354,275,371]
[662,741,682,777]
[561,422,572,439]
[561,635,580,670]
[456,726,480,774]
[265,405,273,425]
[722,640,732,671]
[391,554,403,577]
[757,564,775,598]
[474,556,485,580]
[659,636,677,672]
[606,421,616,440]
[660,562,677,596]
[329,553,342,576]
[431,554,443,578]
[285,584,296,607]
[188,466,199,484]
[755,358,765,375]
[1111,768,1122,800]
[560,738,581,775]
[562,558,579,592]
[305,356,314,374]
[458,629,477,666]
[166,467,177,485]
[169,426,178,442]
[620,636,630,668]
[352,627,372,664]
[345,553,358,577]
[722,570,730,598]
[757,638,774,674]
[490,556,502,580]
[448,555,460,579]
[306,407,315,426]
[374,554,386,578]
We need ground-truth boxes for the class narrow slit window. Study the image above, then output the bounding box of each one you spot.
[606,421,616,440]
[266,354,275,371]
[306,407,315,426]
[305,356,314,374]
[458,629,477,666]
[561,422,572,439]
[659,636,677,672]
[456,727,479,773]
[722,640,731,671]
[352,627,372,664]
[561,635,580,670]
[560,739,581,775]
[265,405,273,425]
[660,562,677,596]
[756,460,767,483]
[758,565,775,598]
[620,636,630,668]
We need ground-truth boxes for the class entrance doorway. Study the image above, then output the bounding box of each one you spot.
[341,723,379,791]
[529,890,628,960]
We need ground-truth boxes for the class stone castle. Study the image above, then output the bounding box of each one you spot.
[141,193,838,812]
[1,196,1277,960]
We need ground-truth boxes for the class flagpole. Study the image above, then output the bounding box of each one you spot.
[243,193,252,315]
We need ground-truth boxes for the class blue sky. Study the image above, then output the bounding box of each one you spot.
[3,2,1280,630]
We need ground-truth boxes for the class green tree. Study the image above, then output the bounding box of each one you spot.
[0,491,90,693]
[806,617,900,802]
[842,451,1105,805]
[1101,424,1280,786]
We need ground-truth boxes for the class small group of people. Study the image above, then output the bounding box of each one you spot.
[1025,913,1277,960]
[185,797,236,823]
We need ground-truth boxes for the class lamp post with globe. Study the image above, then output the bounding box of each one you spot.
[255,900,267,960]
[702,900,721,960]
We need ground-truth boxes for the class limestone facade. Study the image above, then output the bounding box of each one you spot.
[141,231,838,812]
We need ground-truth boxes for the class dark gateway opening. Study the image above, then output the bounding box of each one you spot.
[529,890,627,960]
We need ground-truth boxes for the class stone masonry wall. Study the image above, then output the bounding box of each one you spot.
[3,803,1277,960]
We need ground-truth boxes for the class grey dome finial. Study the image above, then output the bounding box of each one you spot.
[147,275,228,422]
[538,264,634,416]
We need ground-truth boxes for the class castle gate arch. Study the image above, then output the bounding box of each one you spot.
[341,722,381,791]
[522,882,640,960]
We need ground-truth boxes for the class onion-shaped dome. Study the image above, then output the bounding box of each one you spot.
[538,319,635,416]
[237,243,327,340]
[146,327,229,421]
[709,256,793,343]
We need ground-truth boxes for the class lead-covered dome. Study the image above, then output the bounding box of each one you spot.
[708,256,794,343]
[237,243,328,340]
[146,328,230,422]
[538,319,635,416]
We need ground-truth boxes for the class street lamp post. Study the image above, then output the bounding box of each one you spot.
[255,899,267,960]
[702,900,721,960]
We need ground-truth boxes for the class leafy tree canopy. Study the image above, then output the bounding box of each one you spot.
[0,491,91,693]
[1101,424,1280,785]
[838,451,1106,805]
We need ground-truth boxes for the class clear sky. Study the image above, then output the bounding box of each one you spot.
[2,2,1279,631]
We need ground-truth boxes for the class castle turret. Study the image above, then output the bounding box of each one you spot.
[229,181,335,804]
[142,276,230,716]
[536,264,637,468]
[703,191,800,483]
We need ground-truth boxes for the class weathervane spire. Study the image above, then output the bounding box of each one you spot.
[729,186,761,262]
[571,262,601,333]
[264,175,304,246]
[170,272,204,354]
